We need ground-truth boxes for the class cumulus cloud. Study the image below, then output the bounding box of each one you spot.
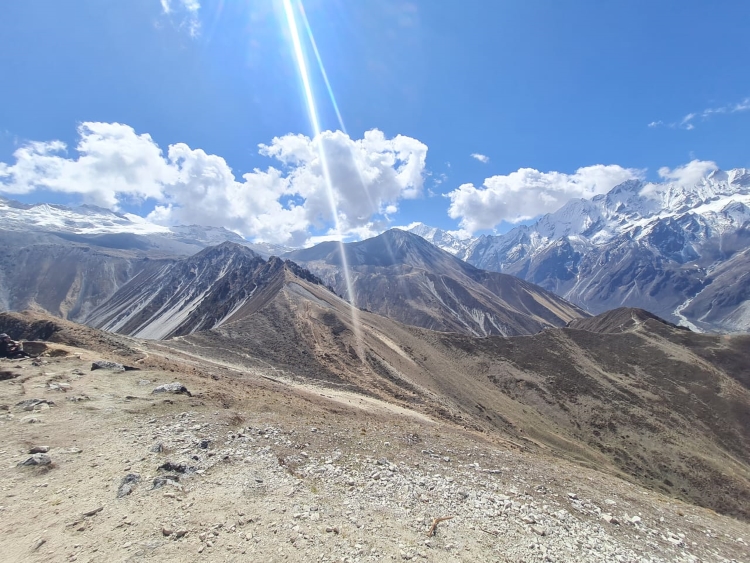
[446,165,643,233]
[471,153,489,163]
[0,122,428,246]
[160,0,201,37]
[657,159,718,186]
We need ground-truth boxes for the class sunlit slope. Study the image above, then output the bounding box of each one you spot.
[165,275,750,520]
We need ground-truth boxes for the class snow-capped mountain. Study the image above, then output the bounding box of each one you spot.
[413,169,750,332]
[399,223,473,256]
[0,197,292,258]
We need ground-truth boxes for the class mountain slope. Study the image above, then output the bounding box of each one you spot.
[0,229,170,322]
[416,169,750,332]
[0,198,296,324]
[286,229,586,337]
[158,272,750,520]
[1,312,749,563]
[3,257,749,520]
[86,243,330,340]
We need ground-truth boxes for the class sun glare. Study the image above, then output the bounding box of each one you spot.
[280,0,364,358]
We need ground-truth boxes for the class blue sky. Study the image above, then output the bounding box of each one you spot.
[1,0,749,244]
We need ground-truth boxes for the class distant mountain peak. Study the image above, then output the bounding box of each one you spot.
[411,167,750,333]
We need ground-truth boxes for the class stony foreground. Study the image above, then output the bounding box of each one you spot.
[1,345,748,563]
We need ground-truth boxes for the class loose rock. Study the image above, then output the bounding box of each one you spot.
[152,383,192,397]
[117,473,141,498]
[18,453,51,467]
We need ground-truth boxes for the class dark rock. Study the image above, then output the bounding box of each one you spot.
[0,370,20,381]
[21,341,49,357]
[158,461,193,474]
[199,439,210,449]
[152,383,192,397]
[29,445,50,454]
[117,473,141,498]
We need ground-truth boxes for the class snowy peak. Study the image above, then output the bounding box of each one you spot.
[0,196,294,257]
[400,222,472,255]
[414,168,750,333]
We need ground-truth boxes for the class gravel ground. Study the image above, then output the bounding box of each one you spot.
[0,347,748,563]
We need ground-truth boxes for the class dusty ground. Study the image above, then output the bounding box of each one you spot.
[1,341,749,563]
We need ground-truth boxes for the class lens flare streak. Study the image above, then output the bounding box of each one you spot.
[281,0,364,357]
[295,3,381,246]
[297,3,346,134]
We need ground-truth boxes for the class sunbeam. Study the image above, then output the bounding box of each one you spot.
[280,0,364,359]
[297,2,346,134]
[295,2,399,270]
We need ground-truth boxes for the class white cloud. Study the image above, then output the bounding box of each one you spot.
[649,96,750,130]
[0,123,428,246]
[657,159,718,186]
[471,153,489,163]
[446,165,643,233]
[160,0,201,37]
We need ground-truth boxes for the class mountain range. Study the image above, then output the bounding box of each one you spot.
[3,165,750,335]
[404,168,750,333]
[0,196,588,339]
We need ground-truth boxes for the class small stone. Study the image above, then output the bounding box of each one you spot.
[152,383,192,397]
[117,473,140,498]
[162,527,173,536]
[174,529,188,538]
[630,515,642,525]
[32,538,46,551]
[601,513,619,525]
[29,445,50,454]
[18,453,51,466]
[532,525,546,537]
[91,360,126,372]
